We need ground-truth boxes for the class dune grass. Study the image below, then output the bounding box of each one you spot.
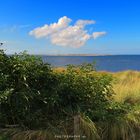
[112,70,140,103]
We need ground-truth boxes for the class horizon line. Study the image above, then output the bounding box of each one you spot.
[6,53,140,56]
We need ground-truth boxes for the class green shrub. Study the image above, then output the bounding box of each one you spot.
[1,49,140,140]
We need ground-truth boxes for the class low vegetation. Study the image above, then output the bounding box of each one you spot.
[0,49,140,140]
[113,71,140,103]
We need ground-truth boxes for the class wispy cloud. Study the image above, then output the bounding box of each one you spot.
[19,24,31,28]
[29,16,106,48]
[92,32,107,39]
[0,24,31,33]
[10,24,31,32]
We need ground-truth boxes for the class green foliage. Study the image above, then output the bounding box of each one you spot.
[1,49,140,140]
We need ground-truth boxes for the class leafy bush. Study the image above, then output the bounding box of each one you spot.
[1,49,140,140]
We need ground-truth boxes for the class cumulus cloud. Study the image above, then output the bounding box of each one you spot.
[29,16,106,48]
[51,26,91,48]
[29,16,71,38]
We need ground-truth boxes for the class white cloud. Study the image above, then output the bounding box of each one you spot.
[51,26,91,48]
[29,16,106,48]
[92,32,107,39]
[75,20,96,28]
[29,16,71,38]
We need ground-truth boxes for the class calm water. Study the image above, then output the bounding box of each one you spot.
[41,55,140,72]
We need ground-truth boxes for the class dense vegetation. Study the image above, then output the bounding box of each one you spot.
[0,49,140,140]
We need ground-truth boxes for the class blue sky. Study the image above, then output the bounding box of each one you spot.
[0,0,140,54]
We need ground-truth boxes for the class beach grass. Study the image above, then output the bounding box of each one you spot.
[112,70,140,104]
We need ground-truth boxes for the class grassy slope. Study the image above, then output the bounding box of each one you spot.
[112,70,140,103]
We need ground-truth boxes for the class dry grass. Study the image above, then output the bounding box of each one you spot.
[112,70,140,103]
[53,67,66,73]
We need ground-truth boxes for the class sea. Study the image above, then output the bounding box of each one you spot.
[40,55,140,72]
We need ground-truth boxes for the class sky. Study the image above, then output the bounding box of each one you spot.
[0,0,140,55]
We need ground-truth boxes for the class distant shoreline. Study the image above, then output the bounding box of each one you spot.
[7,54,140,56]
[43,54,112,56]
[36,54,140,56]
